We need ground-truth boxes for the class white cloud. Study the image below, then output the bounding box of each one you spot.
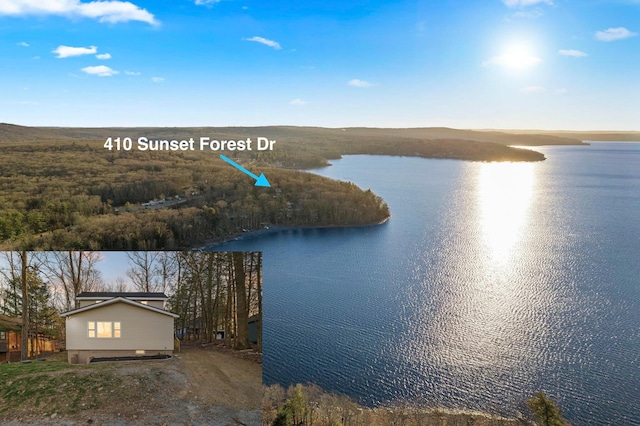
[348,79,373,88]
[521,85,546,93]
[81,65,118,76]
[243,36,281,50]
[53,45,97,58]
[559,49,587,57]
[195,0,221,5]
[502,0,553,6]
[151,77,164,82]
[124,71,141,75]
[289,99,307,106]
[17,41,29,47]
[0,0,157,25]
[96,53,111,60]
[595,27,638,41]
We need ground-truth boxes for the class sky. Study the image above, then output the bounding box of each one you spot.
[1,0,639,130]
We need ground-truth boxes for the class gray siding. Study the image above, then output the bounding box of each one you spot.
[66,302,174,351]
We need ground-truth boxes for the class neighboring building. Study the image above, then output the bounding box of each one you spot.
[60,292,179,364]
[0,314,21,363]
[248,314,260,345]
[1,313,56,363]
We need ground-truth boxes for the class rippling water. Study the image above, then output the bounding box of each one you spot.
[211,143,640,425]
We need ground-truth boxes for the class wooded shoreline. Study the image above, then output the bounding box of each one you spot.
[198,216,391,250]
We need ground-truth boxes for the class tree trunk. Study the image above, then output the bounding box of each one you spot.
[256,252,262,353]
[224,254,233,348]
[233,252,249,350]
[20,251,29,361]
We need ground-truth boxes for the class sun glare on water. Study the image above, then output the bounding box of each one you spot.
[477,162,535,263]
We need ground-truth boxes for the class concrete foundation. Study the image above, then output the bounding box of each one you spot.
[67,349,172,364]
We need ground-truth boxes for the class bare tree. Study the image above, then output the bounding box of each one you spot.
[126,252,161,292]
[154,252,177,294]
[102,277,130,293]
[44,252,103,310]
[165,252,261,351]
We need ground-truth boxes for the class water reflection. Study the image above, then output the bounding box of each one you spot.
[456,162,538,344]
[477,162,535,264]
[401,161,542,396]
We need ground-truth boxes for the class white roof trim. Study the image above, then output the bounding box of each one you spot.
[60,297,179,318]
[76,296,168,301]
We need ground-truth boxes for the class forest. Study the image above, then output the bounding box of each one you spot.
[0,251,262,360]
[0,138,389,250]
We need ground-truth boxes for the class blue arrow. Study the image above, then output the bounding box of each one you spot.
[220,154,271,187]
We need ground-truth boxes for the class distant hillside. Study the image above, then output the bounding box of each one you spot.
[0,123,74,142]
[480,128,640,142]
[536,131,640,142]
[341,127,586,146]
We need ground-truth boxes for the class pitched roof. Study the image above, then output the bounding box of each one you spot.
[0,313,22,331]
[60,297,179,318]
[76,292,168,300]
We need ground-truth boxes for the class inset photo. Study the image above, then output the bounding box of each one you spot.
[0,251,262,425]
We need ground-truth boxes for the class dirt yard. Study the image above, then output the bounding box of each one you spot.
[0,347,261,426]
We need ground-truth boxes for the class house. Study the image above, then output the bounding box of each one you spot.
[1,314,56,363]
[0,314,21,363]
[60,292,179,364]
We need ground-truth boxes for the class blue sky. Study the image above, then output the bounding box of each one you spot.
[1,0,638,129]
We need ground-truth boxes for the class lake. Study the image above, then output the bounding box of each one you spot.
[211,142,640,425]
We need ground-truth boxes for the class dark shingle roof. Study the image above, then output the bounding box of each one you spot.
[76,292,168,299]
[60,297,179,318]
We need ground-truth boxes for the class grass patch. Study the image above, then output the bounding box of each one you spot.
[0,352,148,417]
[0,353,70,382]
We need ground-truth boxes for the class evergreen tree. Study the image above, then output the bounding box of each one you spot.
[528,391,566,426]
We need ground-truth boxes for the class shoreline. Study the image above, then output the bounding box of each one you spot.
[264,382,534,426]
[194,216,391,250]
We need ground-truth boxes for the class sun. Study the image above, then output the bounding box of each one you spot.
[485,42,541,70]
[501,44,541,68]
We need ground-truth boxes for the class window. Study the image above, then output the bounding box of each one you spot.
[88,321,121,338]
[97,322,112,338]
[0,331,6,340]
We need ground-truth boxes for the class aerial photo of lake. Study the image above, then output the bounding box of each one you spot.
[211,142,640,425]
